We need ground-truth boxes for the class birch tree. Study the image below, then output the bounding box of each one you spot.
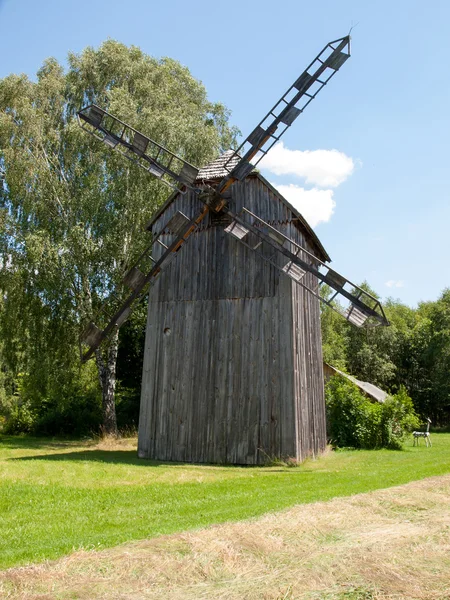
[0,40,237,434]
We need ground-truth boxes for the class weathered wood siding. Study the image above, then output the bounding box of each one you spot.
[286,220,326,460]
[138,175,326,464]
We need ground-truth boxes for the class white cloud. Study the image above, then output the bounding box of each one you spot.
[385,280,405,289]
[272,183,335,228]
[259,142,355,188]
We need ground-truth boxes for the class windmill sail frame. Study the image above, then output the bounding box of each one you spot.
[224,206,389,328]
[217,35,351,192]
[77,105,199,192]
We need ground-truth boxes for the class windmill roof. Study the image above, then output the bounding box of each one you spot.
[195,149,240,181]
[146,152,330,262]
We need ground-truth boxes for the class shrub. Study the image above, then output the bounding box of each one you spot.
[1,373,36,434]
[115,384,140,431]
[2,400,35,434]
[325,376,420,449]
[0,363,102,436]
[32,392,102,436]
[380,386,421,449]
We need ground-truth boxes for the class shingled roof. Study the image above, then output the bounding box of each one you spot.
[195,149,240,181]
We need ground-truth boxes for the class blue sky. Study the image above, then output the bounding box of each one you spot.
[0,0,449,307]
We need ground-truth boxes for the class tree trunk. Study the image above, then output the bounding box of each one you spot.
[95,327,119,436]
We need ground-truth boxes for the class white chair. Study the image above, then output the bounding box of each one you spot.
[413,418,432,447]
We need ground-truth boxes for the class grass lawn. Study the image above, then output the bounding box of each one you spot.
[1,433,450,570]
[3,475,450,599]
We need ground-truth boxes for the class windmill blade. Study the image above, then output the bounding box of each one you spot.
[77,105,199,192]
[80,205,210,362]
[223,206,389,328]
[216,35,351,193]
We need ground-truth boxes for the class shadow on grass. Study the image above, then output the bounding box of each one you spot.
[9,448,287,470]
[0,435,87,451]
[1,436,316,470]
[7,448,182,467]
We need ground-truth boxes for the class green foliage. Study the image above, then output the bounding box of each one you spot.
[383,387,421,446]
[326,376,379,449]
[322,286,450,426]
[320,285,348,370]
[2,361,101,436]
[32,392,101,437]
[0,40,238,433]
[114,302,147,429]
[326,376,420,449]
[1,374,35,434]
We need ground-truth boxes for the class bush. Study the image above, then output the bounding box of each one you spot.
[115,384,140,431]
[380,386,421,448]
[32,392,102,436]
[326,376,420,449]
[1,373,36,434]
[0,362,102,437]
[2,400,35,434]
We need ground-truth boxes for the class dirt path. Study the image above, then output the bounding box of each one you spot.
[2,475,450,600]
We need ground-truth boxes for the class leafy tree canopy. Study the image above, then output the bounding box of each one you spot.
[0,40,238,433]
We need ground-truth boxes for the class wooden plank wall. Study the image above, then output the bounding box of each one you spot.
[138,176,326,464]
[138,293,296,463]
[287,221,327,461]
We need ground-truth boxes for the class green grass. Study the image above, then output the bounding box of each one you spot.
[1,434,450,569]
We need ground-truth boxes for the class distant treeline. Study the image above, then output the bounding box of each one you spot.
[321,285,450,426]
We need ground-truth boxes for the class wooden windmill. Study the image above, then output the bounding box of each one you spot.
[78,35,389,464]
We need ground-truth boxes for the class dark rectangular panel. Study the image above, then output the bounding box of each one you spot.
[132,132,149,156]
[293,72,312,92]
[179,163,199,185]
[205,193,226,212]
[279,105,301,126]
[232,161,254,181]
[164,211,190,235]
[115,306,132,328]
[82,322,103,347]
[80,106,104,128]
[103,134,119,148]
[123,267,146,291]
[327,268,347,289]
[248,125,267,147]
[325,50,349,71]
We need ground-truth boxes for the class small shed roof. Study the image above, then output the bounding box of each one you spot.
[145,151,331,263]
[323,362,388,404]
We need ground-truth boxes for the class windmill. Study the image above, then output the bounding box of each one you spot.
[78,35,389,464]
